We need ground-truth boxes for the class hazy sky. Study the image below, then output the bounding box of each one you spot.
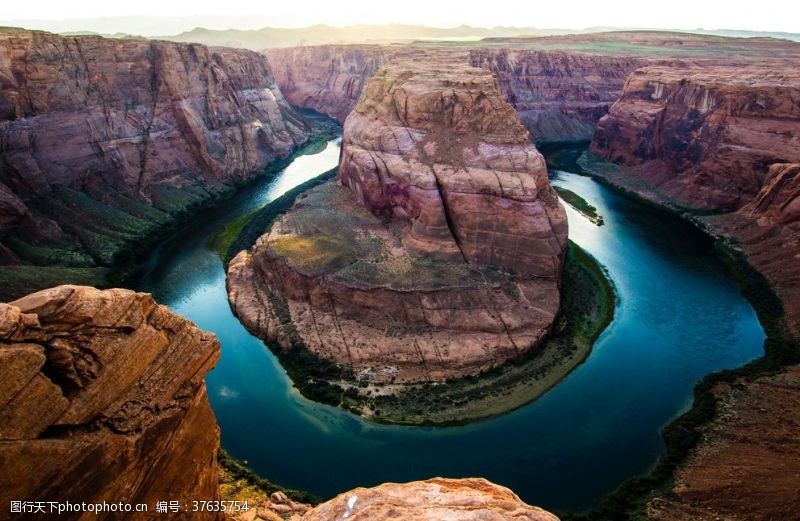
[1,0,798,35]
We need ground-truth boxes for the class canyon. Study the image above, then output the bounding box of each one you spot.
[0,285,561,520]
[0,28,312,300]
[228,61,568,386]
[265,32,800,145]
[586,58,800,519]
[1,25,799,521]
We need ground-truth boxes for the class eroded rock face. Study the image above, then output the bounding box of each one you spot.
[228,63,566,383]
[0,28,309,268]
[266,45,397,122]
[469,49,648,142]
[647,364,800,521]
[0,285,222,519]
[591,65,800,211]
[338,63,567,276]
[301,478,560,521]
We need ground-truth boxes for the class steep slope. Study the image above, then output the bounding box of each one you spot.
[0,28,311,299]
[228,62,567,386]
[591,65,800,211]
[0,285,221,519]
[585,62,800,520]
[468,49,648,142]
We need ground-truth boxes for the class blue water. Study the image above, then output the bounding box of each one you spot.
[137,141,765,512]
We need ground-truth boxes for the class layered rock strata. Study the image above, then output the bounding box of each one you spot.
[591,65,800,211]
[0,285,221,519]
[228,63,567,383]
[586,62,800,519]
[0,29,310,295]
[468,49,648,142]
[589,64,800,335]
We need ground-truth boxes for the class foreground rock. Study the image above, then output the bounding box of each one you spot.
[0,28,310,299]
[229,62,567,384]
[300,478,559,521]
[0,285,221,519]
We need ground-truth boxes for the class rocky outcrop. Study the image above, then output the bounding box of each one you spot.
[0,285,221,519]
[591,65,800,211]
[265,45,397,122]
[0,28,310,290]
[228,62,567,384]
[300,478,560,521]
[647,364,800,521]
[469,49,648,142]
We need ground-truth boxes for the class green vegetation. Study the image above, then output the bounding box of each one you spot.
[0,124,339,302]
[220,169,338,265]
[218,450,320,506]
[554,186,604,225]
[0,265,113,301]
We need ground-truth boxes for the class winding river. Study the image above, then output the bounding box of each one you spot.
[136,138,765,512]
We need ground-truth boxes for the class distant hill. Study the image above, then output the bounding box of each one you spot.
[159,24,576,50]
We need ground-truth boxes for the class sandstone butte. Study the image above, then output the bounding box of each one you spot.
[228,62,568,384]
[0,285,561,520]
[0,28,311,297]
[587,62,800,520]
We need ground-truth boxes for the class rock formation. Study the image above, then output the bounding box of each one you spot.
[586,60,800,520]
[0,28,311,298]
[299,478,560,521]
[265,33,800,145]
[228,62,567,383]
[469,49,648,142]
[591,65,800,211]
[589,63,800,335]
[0,285,221,519]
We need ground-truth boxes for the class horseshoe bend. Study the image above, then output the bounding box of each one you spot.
[227,62,569,391]
[0,12,799,521]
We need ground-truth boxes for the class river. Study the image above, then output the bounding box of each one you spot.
[136,138,764,512]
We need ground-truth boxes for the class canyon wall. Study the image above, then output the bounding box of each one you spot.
[591,65,800,211]
[266,44,644,143]
[468,49,648,142]
[229,62,567,384]
[0,285,222,519]
[0,28,311,298]
[265,45,398,121]
[589,64,800,334]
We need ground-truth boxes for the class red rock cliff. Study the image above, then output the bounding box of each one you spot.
[0,29,310,278]
[590,65,800,211]
[469,49,648,142]
[0,285,221,519]
[228,62,566,384]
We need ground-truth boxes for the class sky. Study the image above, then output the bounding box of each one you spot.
[1,0,798,35]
